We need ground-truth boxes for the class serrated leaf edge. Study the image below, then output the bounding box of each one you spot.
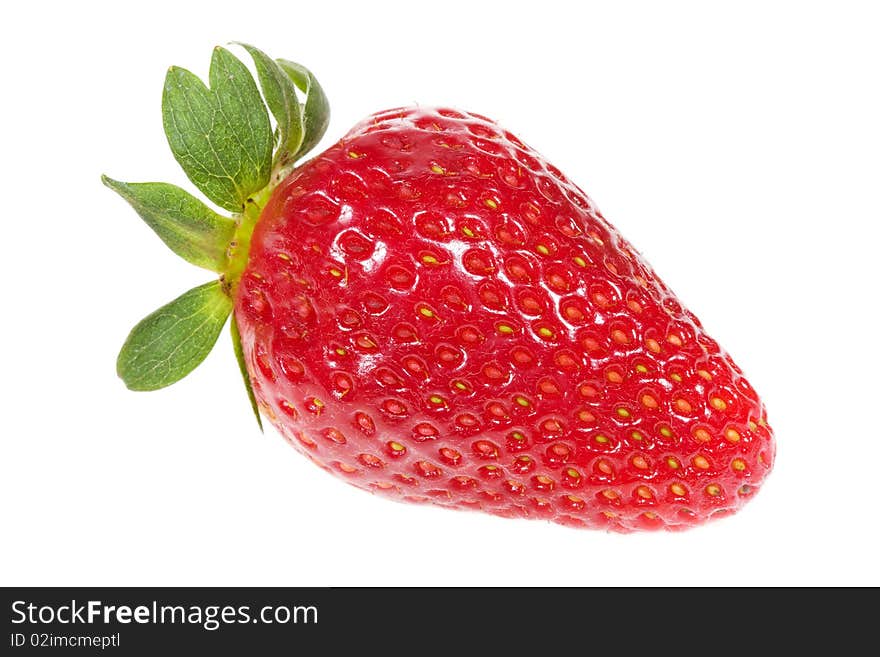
[161,49,272,212]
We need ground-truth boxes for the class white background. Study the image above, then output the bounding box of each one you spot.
[2,0,878,586]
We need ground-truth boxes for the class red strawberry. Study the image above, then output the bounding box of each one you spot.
[105,44,774,532]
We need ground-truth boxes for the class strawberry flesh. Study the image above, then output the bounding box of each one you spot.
[234,107,774,532]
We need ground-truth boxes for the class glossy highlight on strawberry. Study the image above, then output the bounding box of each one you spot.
[106,44,774,533]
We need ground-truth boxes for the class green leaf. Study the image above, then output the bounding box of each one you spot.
[162,47,273,212]
[276,59,330,160]
[235,43,303,165]
[102,176,235,272]
[117,281,232,391]
[230,314,263,431]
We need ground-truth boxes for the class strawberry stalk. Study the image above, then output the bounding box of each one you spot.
[103,44,329,426]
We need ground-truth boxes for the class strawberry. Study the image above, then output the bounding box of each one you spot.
[105,44,774,532]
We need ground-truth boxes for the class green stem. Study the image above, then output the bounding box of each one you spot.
[223,184,273,297]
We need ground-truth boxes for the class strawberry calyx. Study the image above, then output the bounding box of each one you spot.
[103,43,329,425]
